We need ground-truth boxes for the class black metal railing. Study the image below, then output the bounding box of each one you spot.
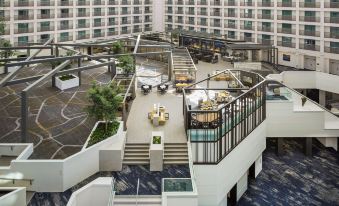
[183,70,266,164]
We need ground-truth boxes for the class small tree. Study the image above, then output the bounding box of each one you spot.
[86,82,123,132]
[112,41,123,54]
[117,55,135,75]
[0,39,15,58]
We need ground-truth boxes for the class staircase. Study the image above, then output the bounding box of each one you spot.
[164,143,189,165]
[123,143,150,165]
[113,195,161,206]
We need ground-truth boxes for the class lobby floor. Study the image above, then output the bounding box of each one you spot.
[239,138,339,206]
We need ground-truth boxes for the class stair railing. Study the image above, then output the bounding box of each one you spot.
[135,178,140,206]
[107,176,116,206]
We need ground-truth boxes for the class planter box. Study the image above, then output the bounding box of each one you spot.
[55,75,79,90]
[150,131,164,171]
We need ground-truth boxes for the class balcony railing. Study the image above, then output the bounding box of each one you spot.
[77,34,90,40]
[257,2,273,7]
[58,0,73,6]
[58,12,73,18]
[325,32,339,39]
[277,41,295,48]
[299,43,320,51]
[38,13,54,19]
[58,35,73,42]
[108,0,118,5]
[258,39,273,45]
[258,14,272,19]
[325,47,339,54]
[225,1,236,6]
[240,25,253,30]
[94,22,105,27]
[258,26,273,32]
[0,1,10,7]
[225,13,236,17]
[197,11,208,16]
[77,12,89,17]
[299,2,320,8]
[108,21,118,26]
[184,71,266,164]
[197,1,207,5]
[93,32,105,38]
[15,1,34,6]
[277,15,295,21]
[225,23,236,29]
[38,0,54,6]
[210,11,221,17]
[299,16,320,22]
[299,30,320,37]
[278,28,295,34]
[240,2,253,6]
[325,2,339,8]
[210,22,221,27]
[14,27,33,34]
[77,0,90,6]
[325,17,339,24]
[59,24,73,30]
[240,13,254,18]
[38,26,54,32]
[93,0,103,5]
[121,29,131,34]
[108,31,118,36]
[77,23,90,28]
[121,20,131,25]
[14,14,33,20]
[121,0,131,5]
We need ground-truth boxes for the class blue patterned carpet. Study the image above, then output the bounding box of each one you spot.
[28,165,190,206]
[238,138,339,206]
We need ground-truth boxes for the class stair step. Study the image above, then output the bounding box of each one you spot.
[122,160,150,165]
[164,161,188,165]
[123,156,149,160]
[125,145,149,149]
[114,195,161,205]
[164,153,188,157]
[124,149,149,153]
[124,153,149,158]
[164,157,188,161]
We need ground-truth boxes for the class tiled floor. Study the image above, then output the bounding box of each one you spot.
[239,138,339,206]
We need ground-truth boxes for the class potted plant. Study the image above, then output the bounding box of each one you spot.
[301,96,307,107]
[117,55,135,76]
[85,82,123,147]
[112,41,123,54]
[55,74,80,90]
[150,131,164,171]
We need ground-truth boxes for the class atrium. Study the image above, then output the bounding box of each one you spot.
[0,1,338,206]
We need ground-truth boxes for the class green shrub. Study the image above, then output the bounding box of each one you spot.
[152,136,161,144]
[87,121,120,147]
[59,74,75,81]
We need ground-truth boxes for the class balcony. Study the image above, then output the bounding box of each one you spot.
[176,0,184,5]
[93,11,104,16]
[225,23,236,29]
[187,20,195,25]
[15,0,34,7]
[144,26,152,32]
[278,28,295,34]
[166,18,173,23]
[108,21,118,26]
[58,0,73,6]
[325,32,339,39]
[58,35,73,42]
[133,28,141,33]
[241,13,254,18]
[77,34,90,40]
[175,19,184,24]
[299,16,320,22]
[144,9,152,14]
[240,2,253,6]
[93,32,104,38]
[121,29,131,34]
[187,10,195,15]
[93,21,104,27]
[93,0,103,5]
[198,21,208,26]
[242,37,254,42]
[15,14,33,20]
[325,17,339,24]
[325,2,339,8]
[258,26,273,32]
[166,9,173,14]
[58,12,72,18]
[186,0,195,5]
[166,0,173,4]
[210,1,221,6]
[145,0,152,4]
[77,23,90,28]
[225,1,236,6]
[210,11,221,17]
[133,10,141,14]
[299,30,320,37]
[133,0,141,4]
[0,1,10,7]
[299,43,320,51]
[225,12,236,17]
[121,0,131,5]
[121,20,131,25]
[277,41,295,48]
[77,12,89,17]
[325,47,339,54]
[144,18,152,23]
[59,24,72,30]
[38,0,54,6]
[210,22,221,27]
[133,19,141,23]
[14,27,33,34]
[258,14,272,19]
[77,0,90,6]
[258,39,274,45]
[277,15,295,21]
[197,1,207,5]
[176,10,184,15]
[258,2,273,7]
[38,26,54,32]
[108,10,118,15]
[107,31,118,36]
[299,2,320,8]
[197,11,208,16]
[108,0,118,5]
[241,25,253,30]
[277,1,295,7]
[38,13,54,19]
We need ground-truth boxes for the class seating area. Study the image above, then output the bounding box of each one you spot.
[148,103,170,126]
[189,48,219,64]
[157,84,169,94]
[141,84,152,95]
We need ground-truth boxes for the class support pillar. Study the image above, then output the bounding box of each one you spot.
[207,74,210,88]
[21,91,28,143]
[247,50,252,62]
[55,46,59,57]
[78,58,82,85]
[305,138,313,157]
[319,90,326,106]
[111,61,116,80]
[277,138,283,156]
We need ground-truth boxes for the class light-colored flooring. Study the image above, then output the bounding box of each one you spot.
[126,89,187,143]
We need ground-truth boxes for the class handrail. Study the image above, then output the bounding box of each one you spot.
[267,79,339,118]
[0,177,34,185]
[108,176,116,206]
[135,178,140,206]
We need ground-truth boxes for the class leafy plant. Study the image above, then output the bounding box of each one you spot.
[117,55,135,75]
[86,81,123,132]
[59,74,75,81]
[66,50,76,56]
[112,41,123,54]
[152,136,161,144]
[0,39,15,58]
[87,121,119,147]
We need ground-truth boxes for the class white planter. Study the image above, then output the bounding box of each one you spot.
[0,66,4,74]
[55,75,79,90]
[150,131,164,171]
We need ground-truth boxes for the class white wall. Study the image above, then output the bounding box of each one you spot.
[233,62,262,71]
[0,122,125,192]
[193,122,267,206]
[0,187,26,206]
[266,101,339,137]
[152,0,165,32]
